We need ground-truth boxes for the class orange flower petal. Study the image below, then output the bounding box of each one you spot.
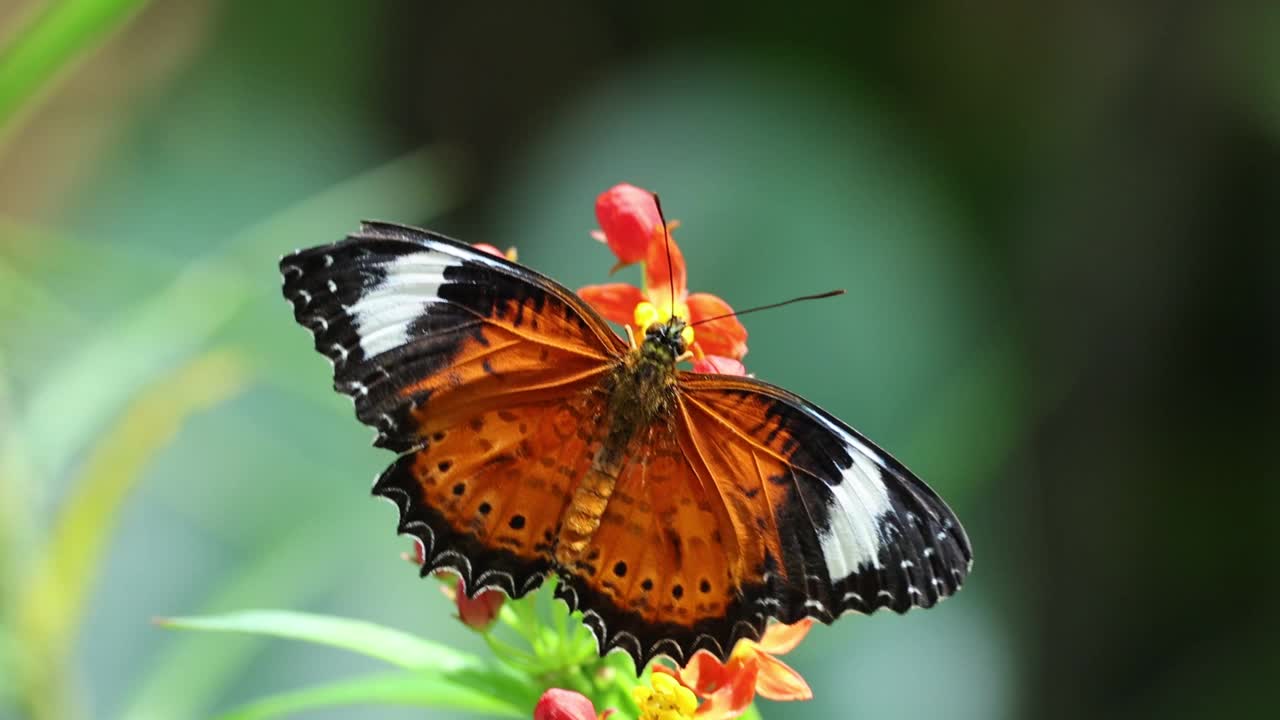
[677,651,728,696]
[645,227,687,303]
[595,183,660,266]
[750,652,812,702]
[755,618,813,656]
[685,293,747,359]
[692,355,746,376]
[695,658,760,720]
[577,283,645,327]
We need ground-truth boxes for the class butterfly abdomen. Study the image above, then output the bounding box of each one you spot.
[555,347,677,568]
[556,464,619,568]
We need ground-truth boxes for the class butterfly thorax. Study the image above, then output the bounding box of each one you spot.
[605,324,684,448]
[554,320,685,567]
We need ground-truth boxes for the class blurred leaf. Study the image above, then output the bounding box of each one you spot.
[15,349,249,719]
[0,350,36,584]
[212,670,524,720]
[0,249,77,330]
[0,0,152,137]
[159,610,481,672]
[120,517,368,720]
[20,145,456,482]
[21,259,248,480]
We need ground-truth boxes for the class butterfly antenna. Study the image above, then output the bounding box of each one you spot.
[652,193,676,317]
[688,289,846,326]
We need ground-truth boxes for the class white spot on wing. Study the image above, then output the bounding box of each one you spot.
[816,440,894,581]
[350,252,460,358]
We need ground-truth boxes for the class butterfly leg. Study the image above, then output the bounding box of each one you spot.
[624,324,638,350]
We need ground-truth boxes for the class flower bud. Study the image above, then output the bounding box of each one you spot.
[594,183,662,266]
[533,688,600,720]
[446,577,504,631]
[412,542,505,632]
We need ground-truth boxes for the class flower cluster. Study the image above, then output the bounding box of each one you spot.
[652,620,814,719]
[579,184,749,375]
[531,618,813,720]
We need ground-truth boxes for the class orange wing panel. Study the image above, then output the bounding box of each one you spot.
[374,389,608,598]
[553,420,784,667]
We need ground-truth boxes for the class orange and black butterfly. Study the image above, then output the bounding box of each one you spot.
[280,221,971,668]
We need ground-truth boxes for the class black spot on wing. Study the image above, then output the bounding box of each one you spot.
[555,565,777,669]
[373,452,549,600]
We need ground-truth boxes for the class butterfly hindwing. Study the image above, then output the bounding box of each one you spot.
[374,392,609,598]
[279,221,626,452]
[553,423,744,667]
[551,374,971,668]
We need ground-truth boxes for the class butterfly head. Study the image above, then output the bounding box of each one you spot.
[642,316,692,363]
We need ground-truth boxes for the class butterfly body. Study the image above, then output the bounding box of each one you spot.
[281,221,972,668]
[559,324,684,565]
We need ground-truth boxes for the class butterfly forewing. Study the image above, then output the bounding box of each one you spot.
[676,374,973,620]
[280,222,626,452]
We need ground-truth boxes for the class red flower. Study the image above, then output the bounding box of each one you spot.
[534,689,614,720]
[591,183,667,267]
[440,575,505,631]
[579,184,748,374]
[654,619,813,719]
[406,540,505,631]
[691,355,746,376]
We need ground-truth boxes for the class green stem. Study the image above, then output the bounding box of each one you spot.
[482,632,543,674]
[0,0,152,136]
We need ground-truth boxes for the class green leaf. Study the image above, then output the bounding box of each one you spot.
[212,670,524,720]
[19,145,456,483]
[0,0,152,137]
[159,610,481,672]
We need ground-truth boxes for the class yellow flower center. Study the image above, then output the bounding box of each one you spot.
[633,301,696,349]
[632,672,698,720]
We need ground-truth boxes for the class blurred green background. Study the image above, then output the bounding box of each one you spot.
[2,1,1277,718]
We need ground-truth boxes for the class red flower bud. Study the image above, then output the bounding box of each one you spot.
[410,542,505,631]
[594,183,663,266]
[533,688,602,720]
[448,577,505,631]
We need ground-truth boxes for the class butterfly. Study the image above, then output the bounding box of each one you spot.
[279,221,972,668]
